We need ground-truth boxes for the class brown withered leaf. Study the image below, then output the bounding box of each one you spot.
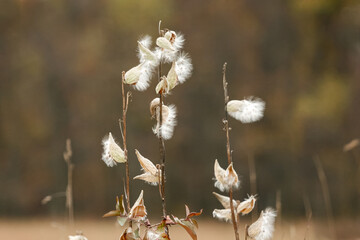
[185,205,203,220]
[103,195,127,218]
[172,205,202,240]
[173,216,198,240]
[103,210,121,218]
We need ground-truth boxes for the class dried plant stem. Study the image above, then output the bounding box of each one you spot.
[63,139,74,226]
[313,156,337,240]
[222,62,240,240]
[244,224,249,240]
[276,189,282,227]
[157,21,168,234]
[303,194,312,240]
[120,72,131,214]
[248,153,258,221]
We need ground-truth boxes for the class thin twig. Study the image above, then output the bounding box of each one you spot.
[63,138,74,226]
[313,156,337,240]
[121,71,131,221]
[222,62,240,240]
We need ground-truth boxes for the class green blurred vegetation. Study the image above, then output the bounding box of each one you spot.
[0,0,359,220]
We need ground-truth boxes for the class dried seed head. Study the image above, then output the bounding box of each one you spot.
[237,195,257,215]
[227,97,265,123]
[101,132,125,167]
[248,208,276,240]
[133,149,160,185]
[214,160,240,192]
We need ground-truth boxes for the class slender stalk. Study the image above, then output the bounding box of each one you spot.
[248,153,258,221]
[244,224,249,240]
[120,71,131,215]
[303,194,312,240]
[276,189,282,227]
[63,138,74,226]
[157,20,168,234]
[313,156,337,240]
[222,62,240,240]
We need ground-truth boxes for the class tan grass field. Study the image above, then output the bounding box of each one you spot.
[0,218,359,240]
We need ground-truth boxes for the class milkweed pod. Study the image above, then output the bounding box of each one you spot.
[124,63,145,85]
[166,62,178,90]
[129,190,147,220]
[212,208,235,223]
[133,150,160,185]
[214,160,240,192]
[237,195,256,215]
[156,37,175,51]
[150,98,161,117]
[164,30,176,44]
[212,192,238,209]
[155,77,169,94]
[138,41,158,64]
[247,208,276,240]
[227,97,265,123]
[101,132,126,167]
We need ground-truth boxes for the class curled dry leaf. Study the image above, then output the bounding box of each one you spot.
[120,226,141,240]
[102,195,128,226]
[133,149,160,185]
[172,205,202,240]
[214,160,240,192]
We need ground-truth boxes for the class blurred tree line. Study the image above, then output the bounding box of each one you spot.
[0,0,359,219]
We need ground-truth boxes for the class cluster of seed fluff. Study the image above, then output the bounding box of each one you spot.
[124,30,192,95]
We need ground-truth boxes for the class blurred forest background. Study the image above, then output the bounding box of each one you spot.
[0,0,359,222]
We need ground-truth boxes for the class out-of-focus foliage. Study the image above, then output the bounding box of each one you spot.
[0,0,359,218]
